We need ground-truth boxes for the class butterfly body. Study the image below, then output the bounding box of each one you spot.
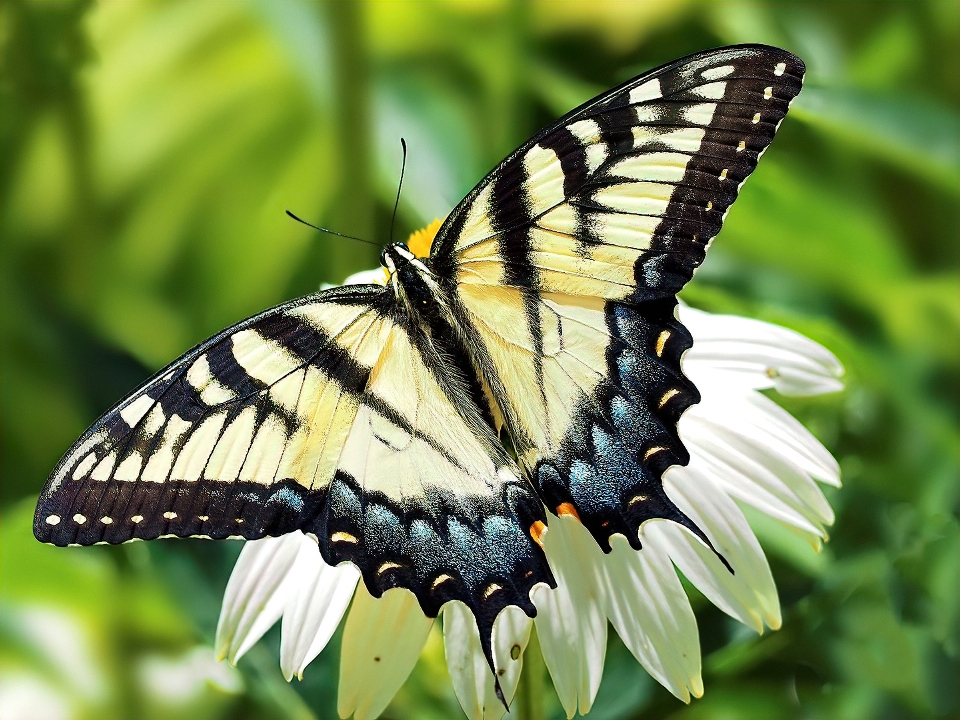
[35,44,805,683]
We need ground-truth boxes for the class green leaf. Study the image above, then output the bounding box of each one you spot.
[792,87,960,192]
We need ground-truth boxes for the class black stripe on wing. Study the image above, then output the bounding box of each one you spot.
[317,468,550,622]
[577,46,804,299]
[533,298,720,555]
[34,285,383,547]
[428,45,803,560]
[432,44,804,299]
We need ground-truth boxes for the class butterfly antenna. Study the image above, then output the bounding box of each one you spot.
[284,210,382,248]
[389,137,407,244]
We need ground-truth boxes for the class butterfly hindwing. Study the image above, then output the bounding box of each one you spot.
[35,285,552,635]
[430,45,804,548]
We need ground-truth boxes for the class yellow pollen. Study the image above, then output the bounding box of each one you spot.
[406,219,443,259]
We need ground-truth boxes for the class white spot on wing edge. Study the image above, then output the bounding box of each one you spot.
[774,62,786,76]
[701,65,735,80]
[120,394,154,428]
[629,78,661,103]
[72,453,97,480]
[114,451,144,482]
[683,103,717,126]
[45,515,61,526]
[692,81,726,100]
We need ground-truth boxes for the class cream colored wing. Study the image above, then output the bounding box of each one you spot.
[35,285,552,645]
[429,45,804,551]
[35,286,379,546]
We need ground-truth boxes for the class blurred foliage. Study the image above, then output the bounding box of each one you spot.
[1,1,958,719]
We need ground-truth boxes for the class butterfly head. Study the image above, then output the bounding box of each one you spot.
[380,242,438,310]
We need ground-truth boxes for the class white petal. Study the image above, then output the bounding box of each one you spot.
[680,393,839,534]
[660,466,781,631]
[680,306,843,396]
[740,392,841,486]
[215,532,305,664]
[280,543,360,681]
[343,268,387,286]
[601,533,702,702]
[337,585,433,720]
[443,602,532,720]
[695,448,826,544]
[532,515,607,718]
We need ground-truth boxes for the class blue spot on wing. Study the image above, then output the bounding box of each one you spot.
[268,485,305,512]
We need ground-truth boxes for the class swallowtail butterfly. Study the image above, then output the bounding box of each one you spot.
[35,44,804,685]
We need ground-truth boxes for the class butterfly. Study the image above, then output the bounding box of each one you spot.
[35,44,804,686]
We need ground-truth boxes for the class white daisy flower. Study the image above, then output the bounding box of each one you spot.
[215,258,843,720]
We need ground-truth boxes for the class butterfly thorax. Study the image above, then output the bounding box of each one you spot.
[381,242,443,313]
[380,241,506,435]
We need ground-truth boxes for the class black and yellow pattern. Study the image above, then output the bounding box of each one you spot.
[432,44,804,553]
[35,285,552,667]
[36,44,804,688]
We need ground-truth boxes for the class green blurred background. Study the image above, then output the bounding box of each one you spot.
[1,1,957,719]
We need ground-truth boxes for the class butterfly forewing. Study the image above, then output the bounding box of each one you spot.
[431,45,804,549]
[35,285,552,639]
[35,287,376,544]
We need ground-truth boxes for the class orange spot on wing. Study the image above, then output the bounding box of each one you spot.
[530,520,546,547]
[556,502,580,520]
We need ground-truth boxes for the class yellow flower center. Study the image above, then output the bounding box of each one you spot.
[405,218,443,259]
[379,219,444,284]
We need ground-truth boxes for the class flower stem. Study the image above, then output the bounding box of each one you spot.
[517,624,545,720]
